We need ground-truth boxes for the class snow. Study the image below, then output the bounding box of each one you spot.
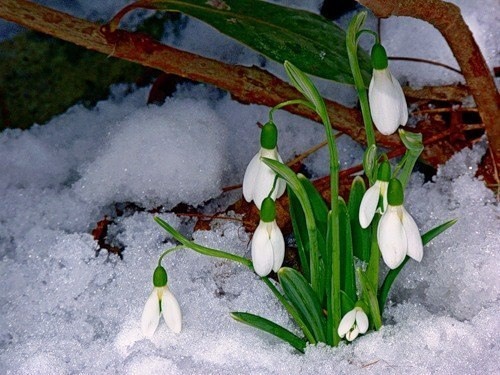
[1,0,499,374]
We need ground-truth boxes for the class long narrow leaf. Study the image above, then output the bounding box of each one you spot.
[338,197,356,309]
[231,312,307,352]
[347,176,371,262]
[378,219,458,311]
[278,267,326,343]
[298,174,328,298]
[357,269,382,330]
[110,0,371,84]
[288,186,311,281]
[298,174,328,237]
[260,277,316,344]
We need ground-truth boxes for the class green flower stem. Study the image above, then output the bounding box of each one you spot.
[366,217,380,289]
[158,245,184,266]
[267,175,280,199]
[154,216,252,267]
[396,130,424,188]
[364,216,382,330]
[346,11,376,149]
[302,68,342,347]
[269,99,315,123]
[282,60,342,346]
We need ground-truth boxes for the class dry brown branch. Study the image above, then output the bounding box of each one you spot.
[0,0,456,152]
[357,0,500,169]
[404,84,469,103]
[0,0,381,146]
[0,0,490,174]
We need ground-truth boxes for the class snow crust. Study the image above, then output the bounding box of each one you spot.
[0,1,499,374]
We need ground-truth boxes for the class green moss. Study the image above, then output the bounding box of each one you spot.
[0,31,145,129]
[0,12,187,130]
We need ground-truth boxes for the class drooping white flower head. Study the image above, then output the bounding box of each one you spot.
[243,121,286,210]
[359,160,391,228]
[337,306,369,342]
[377,178,423,269]
[251,197,285,277]
[141,266,182,337]
[368,43,408,135]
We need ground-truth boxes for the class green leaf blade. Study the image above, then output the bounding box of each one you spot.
[231,312,307,352]
[288,185,311,281]
[338,197,356,307]
[347,176,371,262]
[278,267,326,343]
[117,0,371,83]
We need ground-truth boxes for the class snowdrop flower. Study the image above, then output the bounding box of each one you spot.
[368,43,408,135]
[243,121,286,210]
[377,178,423,269]
[251,197,285,277]
[359,160,391,228]
[141,265,182,337]
[337,306,369,341]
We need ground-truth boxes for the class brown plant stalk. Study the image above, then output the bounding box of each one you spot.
[0,0,460,150]
[0,0,379,144]
[357,0,500,168]
[0,0,487,172]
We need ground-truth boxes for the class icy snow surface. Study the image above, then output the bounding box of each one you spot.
[1,0,499,374]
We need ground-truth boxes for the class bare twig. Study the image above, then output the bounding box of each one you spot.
[0,0,388,148]
[0,0,490,172]
[389,56,462,75]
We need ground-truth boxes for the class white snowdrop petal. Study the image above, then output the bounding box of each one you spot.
[253,164,278,210]
[346,327,360,342]
[337,309,357,338]
[369,69,401,135]
[359,182,381,228]
[401,207,424,262]
[377,207,407,269]
[242,152,261,203]
[141,289,161,337]
[355,309,369,334]
[162,288,182,333]
[270,222,285,272]
[379,181,389,212]
[275,178,287,200]
[251,223,274,277]
[392,74,408,125]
